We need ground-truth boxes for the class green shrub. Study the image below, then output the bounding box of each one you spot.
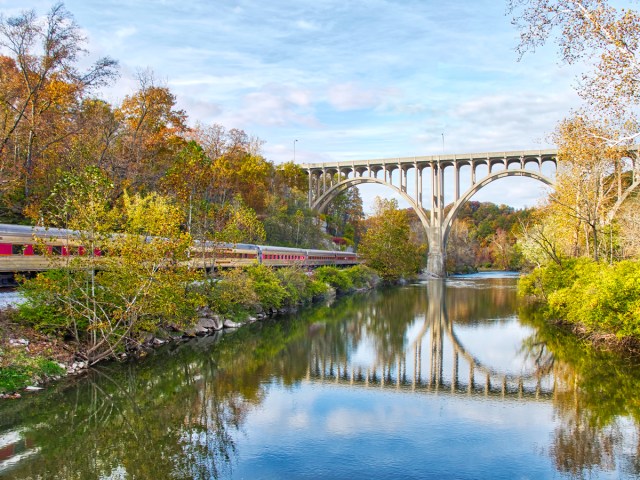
[520,258,640,340]
[343,265,379,289]
[517,258,583,302]
[314,266,353,293]
[198,269,258,319]
[276,267,317,306]
[245,264,289,310]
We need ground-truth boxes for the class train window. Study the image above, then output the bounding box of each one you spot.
[51,246,62,255]
[11,244,23,255]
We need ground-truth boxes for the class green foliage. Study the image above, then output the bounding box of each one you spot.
[245,264,289,311]
[520,258,640,340]
[218,195,266,244]
[314,266,353,293]
[343,265,379,289]
[275,266,314,305]
[517,258,583,302]
[263,194,329,248]
[18,190,202,363]
[359,198,425,281]
[0,351,65,394]
[199,270,258,319]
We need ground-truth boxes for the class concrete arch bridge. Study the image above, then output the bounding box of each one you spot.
[303,149,558,277]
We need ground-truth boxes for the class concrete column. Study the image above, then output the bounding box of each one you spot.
[418,167,423,207]
[430,164,436,222]
[471,162,476,184]
[308,169,312,207]
[454,164,460,201]
[414,164,419,203]
[322,168,327,192]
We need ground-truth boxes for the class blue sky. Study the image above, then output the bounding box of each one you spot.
[2,0,584,210]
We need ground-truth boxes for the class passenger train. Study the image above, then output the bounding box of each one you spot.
[0,223,359,286]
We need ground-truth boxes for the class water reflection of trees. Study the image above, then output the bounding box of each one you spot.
[445,277,517,325]
[520,307,640,478]
[0,319,312,479]
[2,280,640,478]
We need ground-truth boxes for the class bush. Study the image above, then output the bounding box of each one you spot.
[343,265,379,289]
[517,258,583,302]
[519,258,640,340]
[198,269,258,319]
[314,266,354,293]
[245,265,289,311]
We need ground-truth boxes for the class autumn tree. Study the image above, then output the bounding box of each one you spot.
[509,0,640,122]
[0,3,118,219]
[358,198,425,281]
[549,116,625,260]
[20,187,200,364]
[325,187,365,246]
[218,196,266,244]
[115,70,187,191]
[446,220,477,273]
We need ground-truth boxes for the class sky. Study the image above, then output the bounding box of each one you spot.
[1,0,586,211]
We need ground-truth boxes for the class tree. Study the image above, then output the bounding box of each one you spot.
[509,0,640,122]
[19,188,200,364]
[0,3,117,218]
[218,196,266,244]
[551,115,634,261]
[115,70,187,190]
[510,0,640,260]
[325,187,364,245]
[446,220,477,273]
[358,198,425,281]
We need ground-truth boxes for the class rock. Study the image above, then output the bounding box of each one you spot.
[25,386,43,391]
[223,319,241,329]
[153,338,166,346]
[9,338,29,347]
[247,316,257,323]
[184,324,208,336]
[196,317,218,329]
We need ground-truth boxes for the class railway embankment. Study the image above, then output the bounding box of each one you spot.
[0,265,380,398]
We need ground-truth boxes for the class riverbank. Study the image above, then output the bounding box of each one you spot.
[0,265,380,397]
[518,258,640,355]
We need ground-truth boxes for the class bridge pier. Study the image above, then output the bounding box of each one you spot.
[426,227,446,278]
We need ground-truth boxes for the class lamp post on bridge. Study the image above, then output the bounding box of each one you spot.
[294,139,298,163]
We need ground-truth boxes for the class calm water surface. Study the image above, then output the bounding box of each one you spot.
[1,273,640,479]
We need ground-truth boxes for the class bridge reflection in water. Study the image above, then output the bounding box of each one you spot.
[305,279,554,400]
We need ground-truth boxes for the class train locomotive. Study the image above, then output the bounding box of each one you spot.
[0,223,359,286]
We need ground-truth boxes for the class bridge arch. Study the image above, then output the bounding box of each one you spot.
[312,177,432,232]
[442,169,555,245]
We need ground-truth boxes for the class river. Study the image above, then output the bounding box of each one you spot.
[1,273,639,479]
